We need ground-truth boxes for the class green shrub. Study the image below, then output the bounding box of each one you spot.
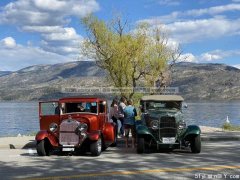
[222,123,240,131]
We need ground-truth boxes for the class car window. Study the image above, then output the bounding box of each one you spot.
[62,102,98,114]
[41,102,59,115]
[146,101,181,110]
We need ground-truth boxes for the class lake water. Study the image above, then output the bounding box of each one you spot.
[0,102,240,137]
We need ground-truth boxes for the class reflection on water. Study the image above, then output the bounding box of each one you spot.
[0,102,240,137]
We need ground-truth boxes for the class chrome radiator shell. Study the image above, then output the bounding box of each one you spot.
[59,119,80,146]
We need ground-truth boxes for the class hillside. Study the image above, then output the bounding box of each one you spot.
[0,61,106,101]
[171,62,240,100]
[0,61,240,101]
[0,71,12,77]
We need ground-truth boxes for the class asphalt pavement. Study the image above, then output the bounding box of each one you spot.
[0,141,239,180]
[1,131,240,149]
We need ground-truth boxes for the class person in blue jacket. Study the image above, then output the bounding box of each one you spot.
[123,99,137,148]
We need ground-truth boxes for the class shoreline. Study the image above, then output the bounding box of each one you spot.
[0,126,240,149]
[199,126,223,133]
[0,126,239,138]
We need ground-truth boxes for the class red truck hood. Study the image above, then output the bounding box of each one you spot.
[60,113,98,131]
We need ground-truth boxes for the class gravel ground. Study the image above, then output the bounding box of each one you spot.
[200,126,223,133]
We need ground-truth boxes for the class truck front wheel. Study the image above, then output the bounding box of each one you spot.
[36,139,50,156]
[137,137,145,154]
[90,138,102,156]
[190,135,201,153]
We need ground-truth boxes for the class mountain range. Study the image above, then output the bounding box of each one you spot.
[0,61,240,101]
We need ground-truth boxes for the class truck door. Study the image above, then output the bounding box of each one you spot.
[98,101,106,129]
[39,101,60,131]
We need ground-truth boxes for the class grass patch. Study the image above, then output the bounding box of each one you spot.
[222,123,240,131]
[26,131,37,136]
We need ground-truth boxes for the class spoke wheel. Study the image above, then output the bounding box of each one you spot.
[190,135,201,153]
[137,137,145,154]
[36,139,50,156]
[90,138,102,156]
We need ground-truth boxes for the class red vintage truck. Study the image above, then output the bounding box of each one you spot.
[35,97,116,156]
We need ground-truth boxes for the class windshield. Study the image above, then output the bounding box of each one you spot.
[146,101,181,111]
[61,102,98,114]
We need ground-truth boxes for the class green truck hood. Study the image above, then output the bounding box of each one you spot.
[147,109,183,121]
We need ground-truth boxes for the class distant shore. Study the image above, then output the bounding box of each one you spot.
[200,126,223,133]
[0,126,236,139]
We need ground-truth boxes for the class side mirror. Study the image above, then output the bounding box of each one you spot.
[183,103,188,109]
[102,101,106,105]
[139,105,144,112]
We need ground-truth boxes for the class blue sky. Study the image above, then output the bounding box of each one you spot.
[0,0,240,71]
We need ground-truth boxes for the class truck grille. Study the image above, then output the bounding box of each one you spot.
[160,117,177,138]
[59,119,80,146]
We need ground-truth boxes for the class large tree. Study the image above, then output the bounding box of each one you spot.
[81,15,180,98]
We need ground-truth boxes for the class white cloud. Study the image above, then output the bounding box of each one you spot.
[40,27,83,56]
[186,3,240,17]
[177,49,240,64]
[21,26,83,56]
[0,37,71,71]
[153,16,240,43]
[200,53,222,61]
[166,38,180,51]
[233,64,240,69]
[22,26,63,33]
[0,0,99,26]
[140,3,240,24]
[33,0,67,11]
[138,3,240,44]
[199,49,240,62]
[0,37,17,48]
[0,0,99,59]
[157,0,181,6]
[179,53,197,62]
[42,28,80,41]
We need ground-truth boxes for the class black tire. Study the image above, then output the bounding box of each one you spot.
[190,135,201,153]
[137,137,145,154]
[110,127,117,147]
[90,138,102,156]
[102,135,107,151]
[36,139,50,156]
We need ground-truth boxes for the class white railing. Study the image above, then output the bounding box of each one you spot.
[60,87,179,94]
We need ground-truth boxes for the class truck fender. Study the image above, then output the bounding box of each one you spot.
[183,125,201,140]
[102,122,115,142]
[88,130,101,141]
[136,125,158,142]
[35,130,59,147]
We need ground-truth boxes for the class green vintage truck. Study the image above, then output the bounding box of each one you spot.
[136,95,201,153]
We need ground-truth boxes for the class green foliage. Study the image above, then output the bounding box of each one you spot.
[131,93,144,106]
[131,93,144,120]
[81,15,179,99]
[222,123,240,131]
[27,131,37,136]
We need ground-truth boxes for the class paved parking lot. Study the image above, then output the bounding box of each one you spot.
[0,141,239,180]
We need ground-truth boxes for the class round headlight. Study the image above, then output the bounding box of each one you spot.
[178,121,186,130]
[150,120,159,130]
[49,123,58,132]
[77,123,88,133]
[80,123,88,132]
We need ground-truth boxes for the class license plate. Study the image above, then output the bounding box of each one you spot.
[162,137,175,144]
[62,148,74,152]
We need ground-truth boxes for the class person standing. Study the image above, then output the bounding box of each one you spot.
[123,99,137,148]
[109,99,119,138]
[118,96,127,137]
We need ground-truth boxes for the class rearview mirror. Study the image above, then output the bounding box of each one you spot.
[183,103,188,109]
